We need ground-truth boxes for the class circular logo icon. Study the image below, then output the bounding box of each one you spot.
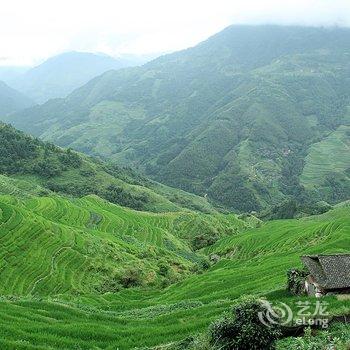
[258,300,293,326]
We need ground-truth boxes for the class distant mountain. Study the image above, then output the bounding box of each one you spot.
[7,25,350,211]
[0,80,33,116]
[9,52,138,103]
[0,66,29,83]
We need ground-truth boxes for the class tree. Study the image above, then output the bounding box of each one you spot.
[287,268,308,296]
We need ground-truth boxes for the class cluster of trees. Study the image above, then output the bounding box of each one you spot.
[0,123,155,211]
[105,184,150,210]
[46,181,151,211]
[0,123,82,177]
[259,199,332,220]
[191,227,220,250]
[324,172,350,203]
[96,257,197,293]
[104,164,150,187]
[209,172,262,213]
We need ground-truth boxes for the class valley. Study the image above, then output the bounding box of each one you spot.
[0,23,349,349]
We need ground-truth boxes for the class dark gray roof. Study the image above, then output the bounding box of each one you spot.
[301,254,350,290]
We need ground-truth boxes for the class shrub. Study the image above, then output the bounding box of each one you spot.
[192,233,219,250]
[209,298,281,350]
[276,323,350,350]
[34,159,62,178]
[191,226,220,250]
[96,277,123,293]
[104,184,150,210]
[197,257,211,271]
[58,148,82,168]
[287,268,308,295]
[119,266,144,288]
[158,260,171,277]
[190,257,211,274]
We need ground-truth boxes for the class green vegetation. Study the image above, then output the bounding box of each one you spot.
[301,125,350,203]
[257,199,333,220]
[276,323,350,349]
[0,192,249,296]
[167,300,350,349]
[208,298,281,349]
[0,122,215,213]
[0,187,348,348]
[6,25,350,211]
[286,268,308,296]
[1,25,350,349]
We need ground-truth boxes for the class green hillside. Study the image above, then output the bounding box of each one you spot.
[0,193,247,296]
[301,124,350,202]
[0,122,214,213]
[6,25,350,211]
[0,191,348,348]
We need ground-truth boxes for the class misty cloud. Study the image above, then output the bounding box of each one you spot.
[1,0,350,66]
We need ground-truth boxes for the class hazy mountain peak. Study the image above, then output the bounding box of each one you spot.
[6,51,146,104]
[0,80,33,116]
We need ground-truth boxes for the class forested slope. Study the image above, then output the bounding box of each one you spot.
[0,122,214,213]
[6,25,350,211]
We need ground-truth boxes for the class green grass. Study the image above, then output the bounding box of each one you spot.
[0,174,45,198]
[0,192,349,349]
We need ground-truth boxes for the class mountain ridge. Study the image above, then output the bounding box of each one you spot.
[0,80,33,116]
[5,51,145,103]
[6,25,350,211]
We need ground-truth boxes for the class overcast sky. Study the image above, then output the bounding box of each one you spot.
[1,0,350,66]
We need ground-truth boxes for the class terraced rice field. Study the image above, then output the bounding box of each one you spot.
[0,193,245,296]
[0,192,349,348]
[301,125,350,187]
